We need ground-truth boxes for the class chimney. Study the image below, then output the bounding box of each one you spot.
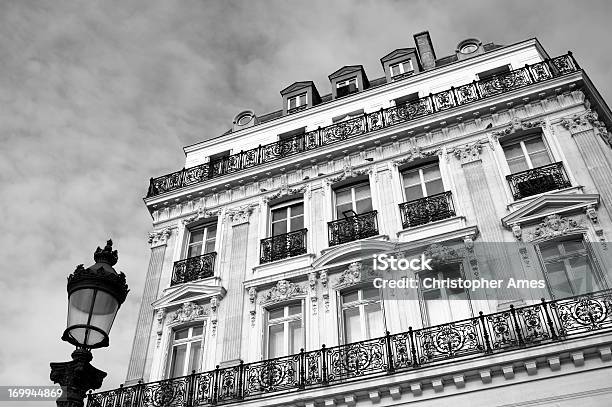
[414,31,436,70]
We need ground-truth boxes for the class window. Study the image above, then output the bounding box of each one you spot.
[394,92,419,107]
[503,135,552,173]
[335,182,372,219]
[402,163,444,202]
[186,224,217,258]
[266,303,303,358]
[538,238,603,299]
[336,78,358,97]
[167,325,204,378]
[340,287,383,343]
[288,93,307,110]
[477,65,510,80]
[209,150,230,162]
[390,60,413,77]
[270,201,304,236]
[420,265,472,326]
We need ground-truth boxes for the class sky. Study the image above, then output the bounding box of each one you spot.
[1,0,612,399]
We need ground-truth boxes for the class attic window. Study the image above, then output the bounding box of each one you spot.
[390,60,413,79]
[209,150,230,162]
[394,92,419,106]
[336,78,358,97]
[288,93,307,111]
[477,65,510,80]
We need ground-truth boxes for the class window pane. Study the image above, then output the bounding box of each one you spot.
[299,94,306,105]
[342,291,359,304]
[402,170,421,186]
[529,150,551,168]
[204,239,216,254]
[343,307,361,343]
[562,239,584,254]
[391,64,401,76]
[405,185,424,201]
[507,156,529,173]
[175,328,189,340]
[189,230,205,244]
[188,341,202,373]
[272,221,287,236]
[187,243,202,258]
[192,326,203,337]
[546,262,573,298]
[425,179,444,196]
[503,143,524,160]
[288,304,302,316]
[540,242,561,259]
[354,184,371,200]
[355,198,373,214]
[290,215,304,231]
[269,308,284,320]
[364,303,382,339]
[336,188,352,204]
[170,344,187,378]
[290,203,304,216]
[268,324,284,358]
[288,97,297,109]
[336,203,354,219]
[422,165,441,181]
[362,287,379,300]
[288,320,303,354]
[568,256,597,294]
[524,137,546,154]
[272,208,288,222]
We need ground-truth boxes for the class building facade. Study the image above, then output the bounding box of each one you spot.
[91,32,612,406]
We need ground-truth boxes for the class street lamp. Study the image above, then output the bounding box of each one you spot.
[50,240,129,407]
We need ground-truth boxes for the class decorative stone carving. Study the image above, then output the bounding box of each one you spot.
[333,262,378,290]
[248,288,257,327]
[560,109,611,147]
[169,302,208,324]
[325,165,372,186]
[595,228,608,250]
[308,272,318,315]
[226,203,258,225]
[392,143,441,167]
[518,246,531,267]
[463,235,474,253]
[260,280,305,305]
[148,227,172,247]
[182,206,220,225]
[586,205,598,224]
[512,224,523,241]
[423,243,462,264]
[263,184,308,204]
[155,309,166,347]
[451,140,486,164]
[491,117,546,139]
[210,296,220,336]
[526,214,583,242]
[320,270,330,312]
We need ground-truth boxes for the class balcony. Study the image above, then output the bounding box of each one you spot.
[399,191,456,229]
[328,210,379,247]
[90,290,612,407]
[506,162,571,200]
[146,53,580,198]
[260,228,308,264]
[170,252,217,286]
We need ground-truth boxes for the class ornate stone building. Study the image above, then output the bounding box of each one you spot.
[91,32,612,406]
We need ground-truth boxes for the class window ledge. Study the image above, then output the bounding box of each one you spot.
[252,253,316,277]
[397,216,467,243]
[506,185,584,212]
[321,234,390,255]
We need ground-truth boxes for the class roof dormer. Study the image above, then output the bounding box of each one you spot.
[280,81,321,115]
[380,47,421,82]
[328,65,369,100]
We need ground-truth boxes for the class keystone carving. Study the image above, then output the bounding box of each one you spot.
[260,280,305,305]
[169,302,209,324]
[527,214,583,242]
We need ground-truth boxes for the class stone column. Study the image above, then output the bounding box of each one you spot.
[125,228,172,384]
[453,142,521,307]
[561,110,612,219]
[217,205,256,366]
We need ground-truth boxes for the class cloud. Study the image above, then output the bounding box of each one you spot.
[1,0,611,392]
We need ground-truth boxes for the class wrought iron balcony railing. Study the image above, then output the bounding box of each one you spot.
[89,290,612,407]
[506,162,572,200]
[146,53,580,198]
[399,191,456,229]
[328,210,378,247]
[171,252,217,286]
[260,228,308,264]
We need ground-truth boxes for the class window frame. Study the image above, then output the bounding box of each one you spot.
[269,199,304,237]
[264,302,304,358]
[287,93,307,110]
[400,162,444,202]
[502,133,553,174]
[166,324,205,378]
[184,223,217,259]
[339,286,384,344]
[390,60,413,77]
[333,181,373,220]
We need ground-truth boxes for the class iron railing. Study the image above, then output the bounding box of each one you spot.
[328,210,378,246]
[506,162,571,200]
[89,290,612,407]
[399,191,456,229]
[146,53,580,198]
[260,229,308,264]
[171,252,217,286]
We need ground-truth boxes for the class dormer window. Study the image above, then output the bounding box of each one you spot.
[336,78,358,97]
[288,93,307,111]
[390,60,413,79]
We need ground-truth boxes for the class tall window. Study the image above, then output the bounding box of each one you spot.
[503,135,552,173]
[266,303,303,358]
[186,224,217,258]
[390,60,413,77]
[270,202,304,236]
[538,238,603,299]
[336,78,358,97]
[402,163,444,202]
[420,265,472,326]
[288,93,307,110]
[167,325,204,378]
[341,287,383,343]
[335,182,372,219]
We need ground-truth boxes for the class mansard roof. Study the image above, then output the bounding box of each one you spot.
[328,65,365,80]
[380,47,417,64]
[280,81,316,95]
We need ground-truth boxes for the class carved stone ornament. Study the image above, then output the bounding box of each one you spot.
[491,117,546,139]
[210,296,220,336]
[260,280,305,305]
[263,185,308,204]
[423,243,462,264]
[148,227,172,247]
[325,164,372,186]
[169,301,209,324]
[512,224,523,241]
[248,287,257,327]
[319,269,330,312]
[451,140,486,164]
[183,206,220,225]
[392,139,441,167]
[560,109,611,147]
[226,202,258,225]
[156,309,166,346]
[526,214,583,242]
[586,205,598,224]
[333,262,378,289]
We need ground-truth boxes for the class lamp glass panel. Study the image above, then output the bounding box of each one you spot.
[88,290,120,337]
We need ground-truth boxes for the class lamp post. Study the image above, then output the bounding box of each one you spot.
[50,240,129,407]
